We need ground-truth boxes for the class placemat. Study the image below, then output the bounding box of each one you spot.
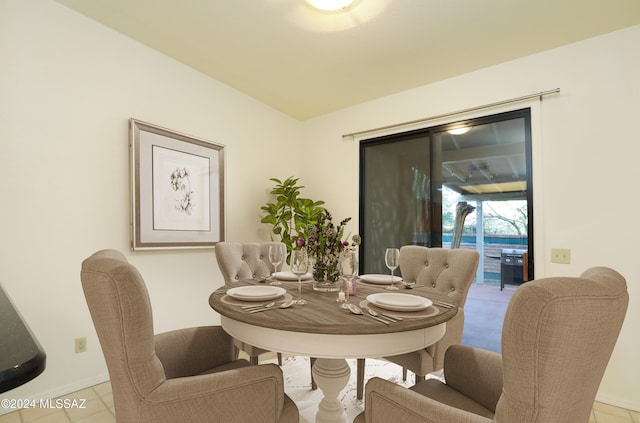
[358,300,440,319]
[221,293,292,307]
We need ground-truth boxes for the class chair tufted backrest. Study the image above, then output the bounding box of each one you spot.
[398,246,479,307]
[215,242,286,285]
[495,267,628,423]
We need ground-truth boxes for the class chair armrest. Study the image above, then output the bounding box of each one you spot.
[443,345,503,412]
[359,377,493,423]
[143,363,290,422]
[154,326,235,379]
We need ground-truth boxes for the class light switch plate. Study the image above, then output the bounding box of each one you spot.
[551,248,571,264]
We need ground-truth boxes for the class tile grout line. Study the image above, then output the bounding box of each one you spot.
[93,385,116,418]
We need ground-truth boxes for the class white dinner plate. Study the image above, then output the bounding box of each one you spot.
[227,286,286,301]
[366,293,432,311]
[359,274,403,285]
[274,271,313,281]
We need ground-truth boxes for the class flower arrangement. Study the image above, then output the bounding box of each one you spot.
[296,211,361,284]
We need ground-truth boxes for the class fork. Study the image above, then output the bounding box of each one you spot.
[241,302,275,311]
[246,302,277,313]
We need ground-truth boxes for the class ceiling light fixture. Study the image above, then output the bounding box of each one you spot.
[306,0,356,12]
[448,126,471,135]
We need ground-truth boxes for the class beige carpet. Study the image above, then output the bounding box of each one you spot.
[258,353,439,423]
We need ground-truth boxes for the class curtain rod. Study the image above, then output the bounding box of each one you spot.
[342,88,560,140]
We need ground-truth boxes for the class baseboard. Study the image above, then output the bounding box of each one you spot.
[596,393,640,413]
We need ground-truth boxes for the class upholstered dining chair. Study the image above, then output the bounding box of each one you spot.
[355,246,479,399]
[215,241,286,365]
[354,266,629,423]
[81,249,298,423]
[382,246,480,383]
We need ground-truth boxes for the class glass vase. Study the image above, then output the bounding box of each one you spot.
[312,257,341,292]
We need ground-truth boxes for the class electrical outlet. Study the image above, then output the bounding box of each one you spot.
[75,337,87,353]
[551,248,571,264]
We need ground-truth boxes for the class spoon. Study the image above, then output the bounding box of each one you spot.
[403,282,424,289]
[279,300,294,309]
[366,307,403,322]
[347,303,363,314]
[349,304,389,324]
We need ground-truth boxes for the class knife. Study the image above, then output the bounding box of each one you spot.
[431,300,455,309]
[366,314,390,325]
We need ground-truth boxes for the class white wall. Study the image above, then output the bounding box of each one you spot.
[302,25,640,410]
[0,0,302,403]
[2,0,638,412]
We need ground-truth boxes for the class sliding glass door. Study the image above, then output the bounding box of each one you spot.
[359,109,533,283]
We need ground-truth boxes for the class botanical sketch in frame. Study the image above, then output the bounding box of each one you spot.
[130,119,225,250]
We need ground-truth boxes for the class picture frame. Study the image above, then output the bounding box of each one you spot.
[129,119,225,250]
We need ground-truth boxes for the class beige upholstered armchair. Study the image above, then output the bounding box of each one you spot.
[81,249,298,423]
[386,246,479,381]
[354,267,628,423]
[215,241,285,365]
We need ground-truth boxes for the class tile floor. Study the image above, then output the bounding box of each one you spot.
[0,378,637,423]
[0,382,114,423]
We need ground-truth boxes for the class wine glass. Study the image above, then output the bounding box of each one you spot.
[290,249,309,305]
[268,244,285,285]
[338,251,358,308]
[385,248,400,290]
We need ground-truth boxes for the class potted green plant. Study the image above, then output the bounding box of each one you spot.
[260,177,326,261]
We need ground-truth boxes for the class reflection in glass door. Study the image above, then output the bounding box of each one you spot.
[359,134,438,274]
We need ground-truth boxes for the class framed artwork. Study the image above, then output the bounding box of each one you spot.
[130,119,225,250]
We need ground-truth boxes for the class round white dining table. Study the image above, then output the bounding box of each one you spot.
[209,280,457,423]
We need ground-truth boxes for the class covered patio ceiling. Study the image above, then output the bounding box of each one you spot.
[440,118,527,201]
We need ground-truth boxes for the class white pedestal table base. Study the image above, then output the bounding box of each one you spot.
[218,313,448,423]
[311,358,351,423]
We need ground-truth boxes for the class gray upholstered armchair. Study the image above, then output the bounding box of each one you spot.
[354,267,628,423]
[81,249,298,423]
[215,241,285,365]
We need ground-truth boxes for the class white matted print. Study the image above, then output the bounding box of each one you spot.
[130,119,225,250]
[152,146,210,231]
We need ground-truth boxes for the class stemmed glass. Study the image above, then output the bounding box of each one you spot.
[338,251,358,308]
[268,244,285,285]
[385,248,400,291]
[290,249,309,305]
